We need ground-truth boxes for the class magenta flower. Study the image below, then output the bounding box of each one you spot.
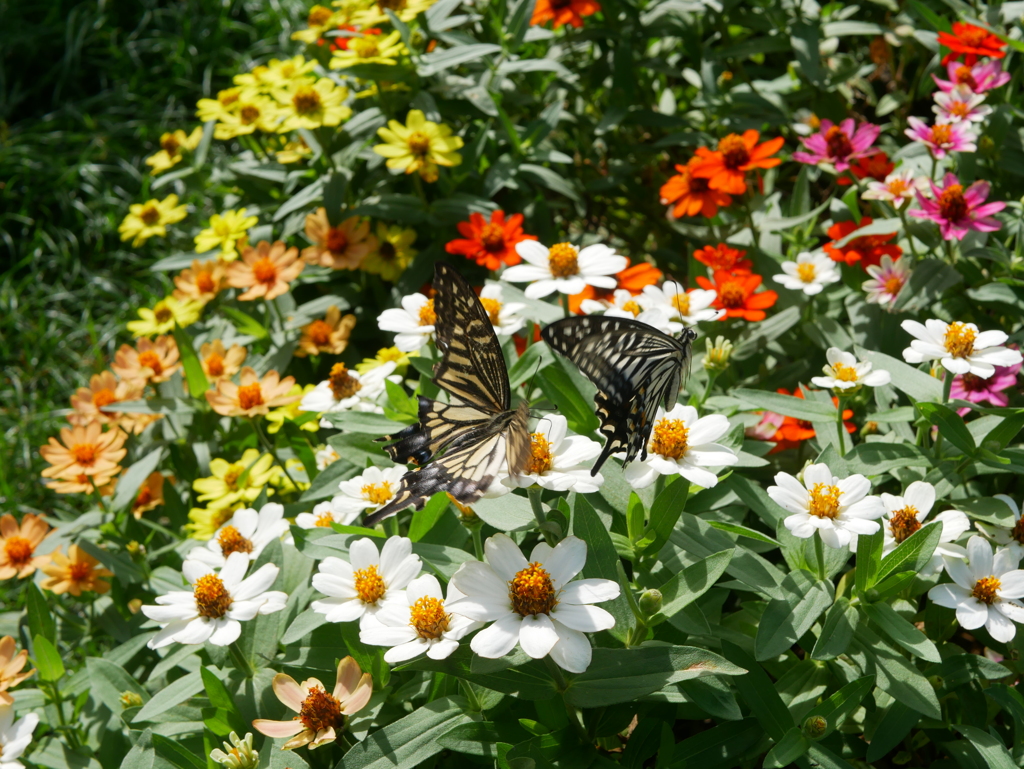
[904,118,976,158]
[932,60,1011,94]
[909,173,1005,241]
[792,119,881,172]
[951,359,1021,415]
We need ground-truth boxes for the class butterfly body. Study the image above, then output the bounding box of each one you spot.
[541,315,697,476]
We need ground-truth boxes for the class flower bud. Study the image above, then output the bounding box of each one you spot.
[119,691,143,709]
[449,493,481,529]
[703,336,734,373]
[979,135,995,156]
[210,732,259,769]
[639,589,663,618]
[802,715,828,740]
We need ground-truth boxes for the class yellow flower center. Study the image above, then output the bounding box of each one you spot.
[354,38,381,58]
[138,350,163,375]
[70,442,99,466]
[217,525,254,557]
[938,184,969,221]
[93,388,118,409]
[69,561,92,582]
[888,506,921,544]
[222,466,243,490]
[237,382,265,410]
[972,576,1001,604]
[649,418,689,460]
[326,226,349,254]
[718,133,750,169]
[205,353,225,377]
[509,562,557,616]
[671,292,691,316]
[140,205,161,226]
[830,362,860,382]
[154,304,174,323]
[252,256,278,285]
[299,686,344,733]
[307,320,334,347]
[796,263,817,283]
[409,596,451,639]
[480,223,506,252]
[622,300,642,316]
[476,298,502,325]
[407,131,432,158]
[134,486,154,510]
[193,574,233,619]
[328,363,362,400]
[930,124,953,146]
[886,179,909,197]
[955,65,977,89]
[308,4,333,25]
[949,100,971,119]
[884,276,904,295]
[944,322,976,358]
[1011,518,1024,545]
[418,299,437,326]
[353,564,387,604]
[196,269,217,294]
[808,482,842,519]
[525,433,553,474]
[292,87,322,115]
[719,281,746,308]
[3,536,34,567]
[361,481,393,506]
[547,243,579,278]
[160,134,181,155]
[315,511,335,527]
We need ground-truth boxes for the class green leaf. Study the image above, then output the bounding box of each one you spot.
[322,411,400,434]
[843,442,932,476]
[539,361,599,435]
[472,492,535,531]
[732,388,837,421]
[953,725,1016,769]
[667,719,764,769]
[152,734,207,769]
[26,581,55,645]
[862,602,941,662]
[876,521,941,583]
[939,653,1010,687]
[854,346,942,402]
[982,412,1024,451]
[571,494,632,641]
[111,447,165,511]
[404,648,556,701]
[855,629,940,719]
[763,728,811,768]
[724,473,783,526]
[201,667,239,713]
[721,641,794,741]
[322,170,350,226]
[33,635,65,682]
[507,339,555,388]
[418,44,503,75]
[811,597,859,661]
[706,520,779,546]
[892,258,963,312]
[855,529,883,594]
[909,0,952,31]
[865,700,921,762]
[754,570,834,661]
[803,675,874,739]
[132,670,204,723]
[221,306,268,340]
[917,402,976,456]
[841,188,861,223]
[172,324,209,397]
[986,684,1024,727]
[638,475,689,554]
[436,722,503,757]
[652,550,732,626]
[300,456,359,502]
[408,492,451,541]
[86,657,148,714]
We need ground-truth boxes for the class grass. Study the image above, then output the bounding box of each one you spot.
[0,0,303,514]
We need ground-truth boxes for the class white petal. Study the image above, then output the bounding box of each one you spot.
[485,534,529,582]
[547,621,592,674]
[518,613,559,658]
[547,536,587,589]
[956,600,989,630]
[986,608,1017,642]
[968,536,994,579]
[559,578,620,604]
[550,602,616,632]
[208,619,242,646]
[471,613,522,658]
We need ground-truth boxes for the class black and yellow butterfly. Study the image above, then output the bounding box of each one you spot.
[541,315,698,476]
[365,263,531,525]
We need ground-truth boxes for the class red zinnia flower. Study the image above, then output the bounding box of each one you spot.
[660,157,733,219]
[768,388,855,453]
[444,210,537,271]
[689,130,785,195]
[531,0,600,28]
[693,243,752,272]
[568,258,663,313]
[822,217,902,270]
[696,269,778,322]
[937,22,1006,66]
[836,152,894,187]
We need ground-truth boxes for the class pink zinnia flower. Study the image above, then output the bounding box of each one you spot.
[951,359,1021,415]
[909,173,1005,241]
[933,60,1011,94]
[904,118,976,158]
[792,119,881,172]
[861,255,911,308]
[933,87,991,124]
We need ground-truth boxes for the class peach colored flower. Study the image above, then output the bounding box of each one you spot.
[68,371,141,425]
[200,340,248,382]
[302,209,378,270]
[40,544,113,597]
[226,241,304,301]
[40,423,127,480]
[295,306,357,357]
[173,259,228,304]
[0,514,53,580]
[206,367,300,417]
[46,470,119,497]
[0,636,34,706]
[111,336,181,385]
[132,472,168,518]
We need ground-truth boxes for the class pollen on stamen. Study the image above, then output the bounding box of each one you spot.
[479,297,503,325]
[418,299,437,326]
[299,686,344,733]
[807,483,842,519]
[649,418,689,460]
[361,481,393,506]
[547,243,580,278]
[193,574,233,619]
[829,362,860,382]
[972,576,1001,604]
[409,596,451,639]
[796,263,817,283]
[353,565,387,605]
[328,363,362,400]
[217,525,254,557]
[944,322,976,359]
[525,433,553,475]
[888,506,921,543]
[508,562,557,616]
[237,382,265,410]
[671,293,691,316]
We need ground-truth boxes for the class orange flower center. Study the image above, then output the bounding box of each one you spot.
[808,482,842,519]
[830,362,860,382]
[884,275,905,295]
[134,486,154,509]
[3,536,34,567]
[205,353,225,377]
[958,25,989,47]
[671,292,691,316]
[138,350,163,375]
[410,596,451,639]
[688,175,710,193]
[949,100,971,119]
[418,299,437,326]
[161,135,181,155]
[217,525,255,557]
[307,320,334,347]
[508,562,557,616]
[237,382,265,410]
[886,179,910,197]
[220,90,240,107]
[292,88,322,115]
[718,281,746,308]
[328,363,362,400]
[308,4,333,25]
[547,243,579,278]
[954,65,977,89]
[1011,517,1024,545]
[944,322,977,358]
[299,686,344,733]
[824,125,853,158]
[70,442,99,466]
[888,506,921,544]
[326,226,349,254]
[650,418,689,459]
[796,263,818,283]
[972,576,1000,604]
[407,131,432,157]
[223,467,243,490]
[717,134,750,169]
[252,256,278,285]
[315,511,335,527]
[193,574,233,619]
[480,297,502,325]
[353,564,387,604]
[69,561,92,582]
[140,205,161,226]
[196,269,217,294]
[937,184,969,222]
[525,433,553,474]
[930,124,953,146]
[154,305,173,323]
[621,300,642,316]
[93,388,118,409]
[361,481,393,506]
[240,104,261,124]
[480,223,507,252]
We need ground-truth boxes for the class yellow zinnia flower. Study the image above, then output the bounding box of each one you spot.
[361,223,417,282]
[127,296,204,337]
[266,384,319,434]
[276,138,313,164]
[192,450,279,513]
[270,459,311,494]
[213,96,283,140]
[292,5,340,43]
[118,194,188,247]
[373,110,463,183]
[186,506,236,541]
[276,78,352,132]
[356,346,416,375]
[352,0,436,26]
[196,86,244,122]
[330,30,408,69]
[194,209,259,261]
[262,55,318,86]
[233,65,276,92]
[145,127,204,176]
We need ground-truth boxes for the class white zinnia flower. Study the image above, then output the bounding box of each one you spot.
[976,495,1024,562]
[933,86,991,124]
[810,347,892,391]
[901,319,1022,378]
[929,536,1024,643]
[768,463,884,549]
[187,503,290,569]
[861,169,928,209]
[142,552,287,648]
[360,574,482,662]
[506,414,604,493]
[294,500,362,531]
[862,255,911,306]
[332,464,408,518]
[377,293,435,352]
[580,289,675,333]
[311,536,421,627]
[315,444,341,470]
[640,282,723,330]
[502,240,627,299]
[300,361,399,418]
[479,283,526,336]
[773,251,841,296]
[623,404,737,490]
[447,534,620,673]
[0,705,39,769]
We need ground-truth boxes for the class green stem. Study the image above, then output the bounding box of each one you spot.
[627,619,648,647]
[835,395,847,457]
[897,208,921,259]
[942,370,954,405]
[471,526,484,561]
[543,657,589,743]
[250,418,300,490]
[528,486,557,545]
[815,532,826,582]
[229,641,255,679]
[701,370,719,406]
[384,516,400,538]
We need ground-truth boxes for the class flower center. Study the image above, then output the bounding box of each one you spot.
[315,511,335,527]
[958,25,989,47]
[252,256,278,285]
[796,263,817,283]
[3,536,33,567]
[825,125,853,159]
[354,38,381,58]
[418,299,437,326]
[326,226,349,253]
[138,350,163,375]
[361,481,393,506]
[718,281,746,308]
[547,243,579,278]
[308,5,333,25]
[886,179,909,197]
[689,175,710,193]
[830,362,860,382]
[407,131,432,158]
[353,564,387,604]
[480,297,503,325]
[955,65,977,89]
[808,482,842,519]
[621,300,642,316]
[949,100,971,119]
[937,185,969,222]
[93,388,118,408]
[671,292,691,316]
[237,382,265,410]
[161,135,181,154]
[884,275,905,295]
[223,466,242,490]
[1011,517,1024,545]
[154,304,173,323]
[944,321,976,358]
[196,269,217,294]
[140,205,161,226]
[480,224,506,252]
[525,433,553,474]
[217,525,254,557]
[508,562,557,616]
[378,242,396,262]
[240,104,261,124]
[649,418,689,459]
[972,576,1000,604]
[307,320,334,346]
[134,486,153,510]
[328,363,362,400]
[930,124,954,146]
[205,353,225,377]
[409,596,451,639]
[292,88,322,115]
[960,372,986,392]
[718,134,750,169]
[70,561,92,581]
[71,442,98,465]
[193,574,233,619]
[220,89,240,106]
[887,506,922,544]
[298,686,344,733]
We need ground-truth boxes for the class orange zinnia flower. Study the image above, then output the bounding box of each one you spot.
[40,423,127,480]
[0,514,52,579]
[112,335,181,385]
[205,366,300,417]
[41,544,113,597]
[822,218,901,270]
[132,471,168,518]
[295,305,357,357]
[226,240,304,301]
[836,151,893,187]
[444,210,537,271]
[531,0,600,28]
[769,388,855,453]
[173,259,228,304]
[689,130,785,195]
[68,371,143,428]
[660,157,733,219]
[696,269,778,322]
[568,258,663,314]
[200,340,247,382]
[302,209,378,270]
[0,635,35,705]
[693,243,752,272]
[938,22,1006,66]
[46,470,119,496]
